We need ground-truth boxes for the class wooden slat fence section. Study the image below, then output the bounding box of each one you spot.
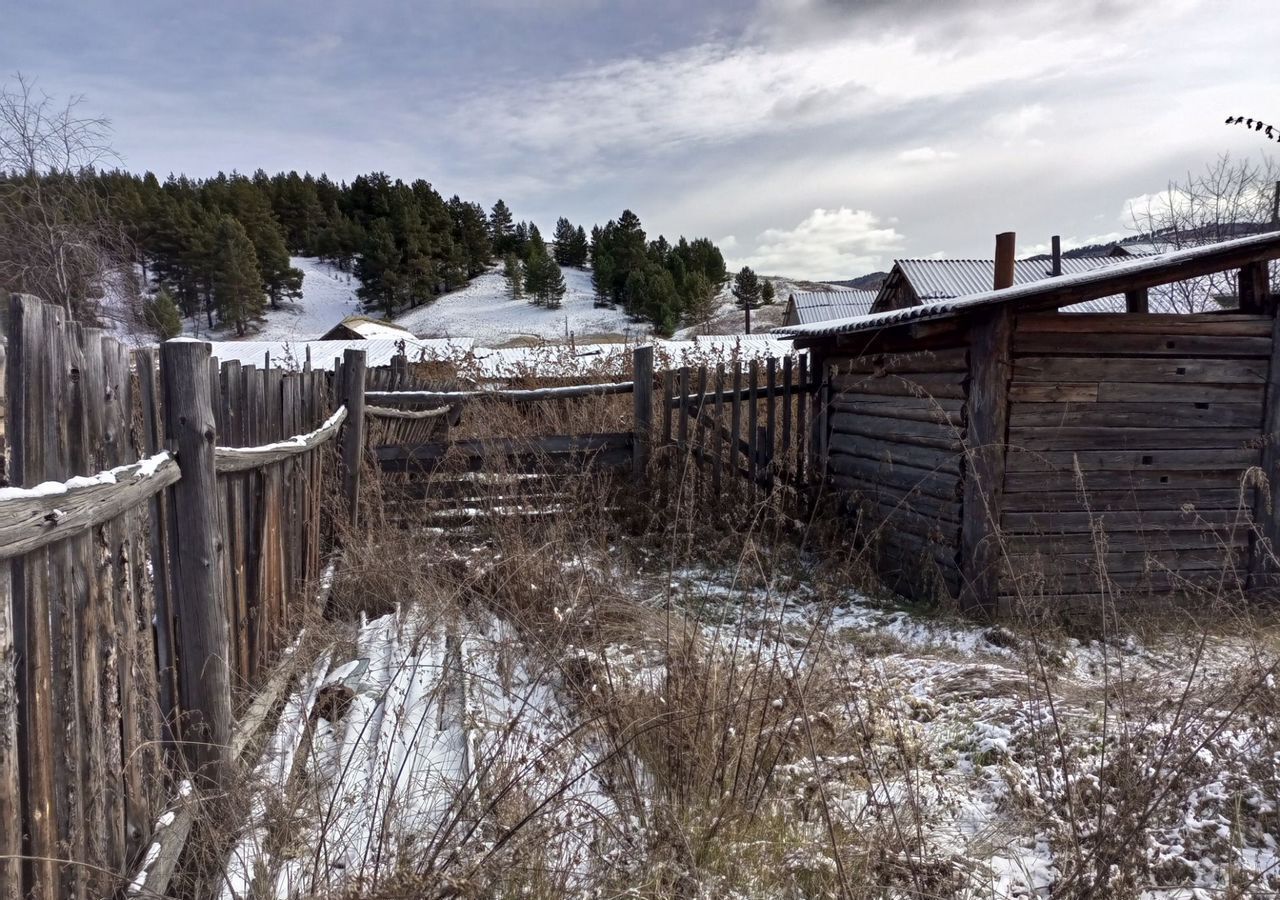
[0,295,347,897]
[656,352,816,510]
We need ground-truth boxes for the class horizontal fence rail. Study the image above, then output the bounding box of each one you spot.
[214,404,347,473]
[0,452,180,560]
[365,380,635,405]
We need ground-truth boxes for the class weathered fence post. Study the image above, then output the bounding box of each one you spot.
[340,348,368,528]
[160,340,232,783]
[632,346,653,477]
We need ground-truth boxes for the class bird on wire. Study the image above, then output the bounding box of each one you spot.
[1225,115,1280,142]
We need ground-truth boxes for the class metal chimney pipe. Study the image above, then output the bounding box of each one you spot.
[994,232,1016,290]
[1051,235,1062,276]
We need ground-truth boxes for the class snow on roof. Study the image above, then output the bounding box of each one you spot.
[194,336,475,371]
[774,231,1280,340]
[332,316,414,340]
[788,290,877,324]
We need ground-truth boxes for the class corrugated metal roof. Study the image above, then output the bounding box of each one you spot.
[772,231,1280,340]
[789,290,876,324]
[896,257,1125,299]
[194,336,475,371]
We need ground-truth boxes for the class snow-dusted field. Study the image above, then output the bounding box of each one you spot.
[395,266,651,345]
[182,257,361,342]
[216,531,1280,898]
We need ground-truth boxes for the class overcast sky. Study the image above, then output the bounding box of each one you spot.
[5,0,1277,278]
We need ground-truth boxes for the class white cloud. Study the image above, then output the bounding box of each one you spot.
[897,146,958,164]
[733,208,905,279]
[454,27,1113,173]
[987,103,1053,142]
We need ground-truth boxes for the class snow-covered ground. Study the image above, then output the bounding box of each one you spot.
[220,531,1280,898]
[182,257,361,342]
[395,266,651,344]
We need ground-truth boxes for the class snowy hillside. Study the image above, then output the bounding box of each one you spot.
[394,266,651,345]
[676,275,845,337]
[182,257,361,342]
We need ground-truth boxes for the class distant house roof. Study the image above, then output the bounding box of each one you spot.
[889,256,1127,301]
[196,336,474,371]
[774,231,1280,341]
[786,290,877,325]
[319,315,414,341]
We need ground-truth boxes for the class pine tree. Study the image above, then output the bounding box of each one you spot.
[503,252,523,300]
[552,217,577,266]
[541,258,567,309]
[144,287,183,340]
[761,279,776,305]
[490,199,515,254]
[210,215,264,336]
[571,225,589,266]
[733,266,762,309]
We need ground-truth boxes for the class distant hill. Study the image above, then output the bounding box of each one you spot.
[827,272,889,292]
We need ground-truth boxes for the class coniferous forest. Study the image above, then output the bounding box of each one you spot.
[0,164,731,337]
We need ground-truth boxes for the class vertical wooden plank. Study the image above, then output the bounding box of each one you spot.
[677,368,690,453]
[52,321,87,900]
[223,361,249,684]
[748,361,759,486]
[340,349,368,530]
[712,364,724,495]
[959,307,1014,614]
[781,356,793,487]
[137,349,178,747]
[160,340,232,785]
[7,295,59,898]
[694,367,708,473]
[661,367,672,448]
[796,355,808,491]
[818,367,831,479]
[0,562,17,900]
[1239,260,1273,315]
[1250,310,1280,583]
[730,362,742,487]
[631,346,653,477]
[68,326,107,897]
[765,358,777,489]
[104,336,146,862]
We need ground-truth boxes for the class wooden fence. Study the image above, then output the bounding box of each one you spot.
[0,295,351,899]
[658,353,824,507]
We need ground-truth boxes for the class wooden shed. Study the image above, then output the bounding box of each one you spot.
[776,231,1280,616]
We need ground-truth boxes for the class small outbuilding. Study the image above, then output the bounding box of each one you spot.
[320,315,415,341]
[776,231,1280,617]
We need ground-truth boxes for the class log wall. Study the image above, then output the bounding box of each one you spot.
[825,338,969,597]
[997,312,1269,607]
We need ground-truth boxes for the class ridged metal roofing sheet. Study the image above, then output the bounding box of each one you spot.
[772,231,1280,339]
[790,290,877,324]
[896,257,1125,299]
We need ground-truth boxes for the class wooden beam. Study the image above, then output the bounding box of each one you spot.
[1125,287,1149,314]
[339,349,367,529]
[959,307,1013,614]
[213,406,346,473]
[632,346,653,477]
[159,340,231,786]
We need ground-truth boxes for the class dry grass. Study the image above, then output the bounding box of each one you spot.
[175,368,1280,900]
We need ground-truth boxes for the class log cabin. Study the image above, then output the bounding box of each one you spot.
[775,231,1280,617]
[783,289,877,327]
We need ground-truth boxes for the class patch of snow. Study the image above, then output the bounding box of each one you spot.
[183,257,361,342]
[395,265,652,345]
